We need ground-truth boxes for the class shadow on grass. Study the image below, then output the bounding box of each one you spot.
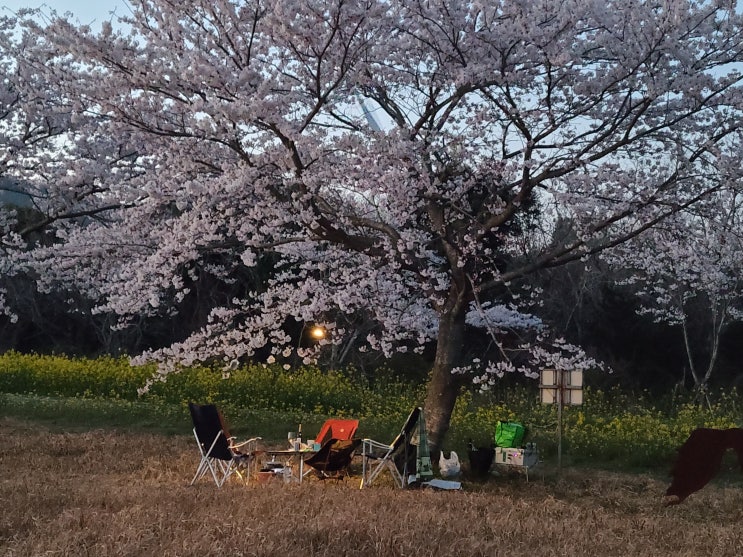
[0,392,190,435]
[0,393,401,445]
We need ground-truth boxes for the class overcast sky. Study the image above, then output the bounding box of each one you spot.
[2,1,128,26]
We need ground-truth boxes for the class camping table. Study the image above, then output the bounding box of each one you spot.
[265,448,317,483]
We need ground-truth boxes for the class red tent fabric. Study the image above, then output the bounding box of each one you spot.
[665,427,743,505]
[312,419,359,446]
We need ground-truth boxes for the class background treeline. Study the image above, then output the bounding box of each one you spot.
[2,252,741,395]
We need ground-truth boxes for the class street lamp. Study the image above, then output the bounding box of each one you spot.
[309,325,326,341]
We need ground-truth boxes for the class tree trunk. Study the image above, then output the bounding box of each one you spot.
[424,300,467,459]
[680,299,726,409]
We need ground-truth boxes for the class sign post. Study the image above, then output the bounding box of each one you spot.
[539,369,583,471]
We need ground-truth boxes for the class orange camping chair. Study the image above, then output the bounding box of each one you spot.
[310,418,359,446]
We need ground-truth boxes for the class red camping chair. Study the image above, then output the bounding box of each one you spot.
[310,418,359,446]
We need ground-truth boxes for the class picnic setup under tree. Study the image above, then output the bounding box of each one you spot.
[2,0,743,455]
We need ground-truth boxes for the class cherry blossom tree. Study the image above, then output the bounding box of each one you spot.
[4,0,743,451]
[0,10,154,352]
[607,189,743,402]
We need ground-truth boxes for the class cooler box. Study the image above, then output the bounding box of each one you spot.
[494,446,538,467]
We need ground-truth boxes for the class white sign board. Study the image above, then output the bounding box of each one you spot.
[539,369,584,406]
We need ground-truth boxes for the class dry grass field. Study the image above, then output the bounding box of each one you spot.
[2,416,743,557]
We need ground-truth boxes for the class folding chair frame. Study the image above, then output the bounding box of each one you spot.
[360,407,420,489]
[189,403,260,488]
[360,438,404,488]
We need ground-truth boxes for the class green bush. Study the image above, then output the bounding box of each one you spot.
[0,351,420,435]
[0,351,152,399]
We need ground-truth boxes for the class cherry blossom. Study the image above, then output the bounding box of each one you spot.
[607,188,743,400]
[3,0,743,450]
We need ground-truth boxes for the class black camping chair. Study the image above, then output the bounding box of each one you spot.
[303,438,362,480]
[188,402,261,488]
[360,406,421,488]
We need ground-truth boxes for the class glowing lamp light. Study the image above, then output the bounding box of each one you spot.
[309,325,326,340]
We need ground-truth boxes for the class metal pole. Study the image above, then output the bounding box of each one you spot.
[557,373,563,473]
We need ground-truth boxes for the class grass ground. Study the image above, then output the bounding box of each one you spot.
[2,416,743,556]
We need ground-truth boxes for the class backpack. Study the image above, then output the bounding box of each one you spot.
[495,421,526,448]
